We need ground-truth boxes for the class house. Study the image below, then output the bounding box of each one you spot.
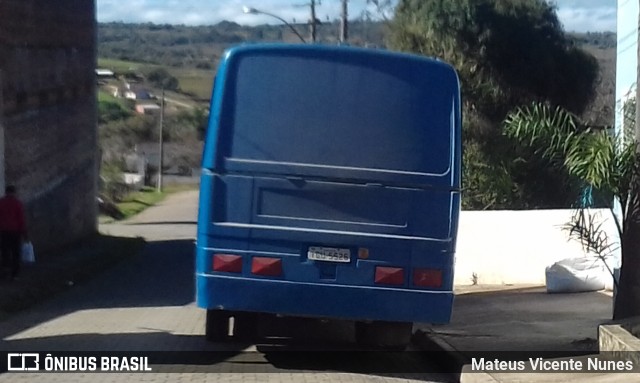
[124,86,153,100]
[135,103,161,115]
[615,1,638,142]
[112,81,154,100]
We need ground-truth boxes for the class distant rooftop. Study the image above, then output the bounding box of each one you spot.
[96,69,115,77]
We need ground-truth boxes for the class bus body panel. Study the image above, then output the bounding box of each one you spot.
[196,275,454,324]
[197,44,461,325]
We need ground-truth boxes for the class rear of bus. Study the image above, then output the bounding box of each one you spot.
[196,45,461,345]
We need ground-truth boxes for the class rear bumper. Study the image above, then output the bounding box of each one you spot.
[196,274,454,324]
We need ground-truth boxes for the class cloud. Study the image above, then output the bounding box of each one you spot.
[97,0,387,25]
[555,6,616,32]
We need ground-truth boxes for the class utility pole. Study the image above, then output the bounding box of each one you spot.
[157,87,165,192]
[309,0,317,43]
[339,0,348,43]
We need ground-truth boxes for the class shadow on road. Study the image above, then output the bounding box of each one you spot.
[0,239,195,340]
[0,330,457,381]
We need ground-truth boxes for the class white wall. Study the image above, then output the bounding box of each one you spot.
[454,209,619,286]
[616,0,638,137]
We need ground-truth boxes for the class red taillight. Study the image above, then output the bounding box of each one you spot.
[251,257,283,277]
[413,268,443,288]
[374,266,405,285]
[213,254,243,273]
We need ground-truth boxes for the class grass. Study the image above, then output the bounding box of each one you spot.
[116,187,168,219]
[0,234,146,319]
[97,89,131,109]
[171,68,214,100]
[98,89,124,104]
[103,184,198,222]
[98,58,147,73]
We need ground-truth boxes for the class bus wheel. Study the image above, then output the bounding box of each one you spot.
[355,321,413,350]
[206,309,230,342]
[232,312,259,342]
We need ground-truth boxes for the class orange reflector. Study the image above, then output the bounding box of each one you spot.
[375,266,404,285]
[251,257,283,277]
[213,254,243,273]
[413,268,443,288]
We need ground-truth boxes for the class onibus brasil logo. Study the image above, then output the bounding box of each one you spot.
[7,353,152,372]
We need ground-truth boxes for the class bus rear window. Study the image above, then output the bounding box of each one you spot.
[224,54,456,175]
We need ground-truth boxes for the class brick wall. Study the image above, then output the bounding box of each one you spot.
[0,0,97,250]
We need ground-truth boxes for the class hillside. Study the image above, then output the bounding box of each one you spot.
[98,20,387,68]
[97,22,616,125]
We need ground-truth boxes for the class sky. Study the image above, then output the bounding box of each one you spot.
[96,0,617,33]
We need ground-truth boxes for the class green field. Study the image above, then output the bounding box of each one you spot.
[98,58,148,73]
[98,58,214,101]
[98,89,128,106]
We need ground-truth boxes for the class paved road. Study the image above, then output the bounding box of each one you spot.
[0,190,455,382]
[164,96,196,109]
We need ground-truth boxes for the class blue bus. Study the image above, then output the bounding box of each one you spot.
[196,44,461,348]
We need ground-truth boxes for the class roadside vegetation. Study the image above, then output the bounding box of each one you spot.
[111,187,167,220]
[390,0,605,210]
[100,184,198,222]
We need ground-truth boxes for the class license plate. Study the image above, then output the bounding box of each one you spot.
[307,247,351,263]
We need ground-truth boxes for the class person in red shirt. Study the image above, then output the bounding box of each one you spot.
[0,185,27,280]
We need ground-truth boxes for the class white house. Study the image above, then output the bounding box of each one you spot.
[616,0,638,142]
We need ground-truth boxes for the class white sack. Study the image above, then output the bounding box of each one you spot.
[545,257,607,293]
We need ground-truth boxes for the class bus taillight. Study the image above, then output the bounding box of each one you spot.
[213,254,243,273]
[413,269,443,288]
[251,257,283,277]
[374,267,404,285]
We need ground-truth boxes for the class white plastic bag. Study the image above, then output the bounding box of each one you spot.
[21,242,35,264]
[545,257,606,293]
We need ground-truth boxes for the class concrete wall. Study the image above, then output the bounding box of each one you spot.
[0,0,97,250]
[454,209,619,286]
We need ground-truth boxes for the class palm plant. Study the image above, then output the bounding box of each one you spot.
[503,102,640,319]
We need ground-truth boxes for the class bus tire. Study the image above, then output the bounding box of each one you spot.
[355,321,413,350]
[205,309,230,342]
[232,311,259,342]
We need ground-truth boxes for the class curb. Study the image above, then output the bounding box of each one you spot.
[599,323,640,365]
[412,329,500,383]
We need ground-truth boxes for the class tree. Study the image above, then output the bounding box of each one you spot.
[504,103,640,319]
[98,99,132,124]
[143,67,180,91]
[390,0,598,119]
[365,0,396,22]
[388,0,599,209]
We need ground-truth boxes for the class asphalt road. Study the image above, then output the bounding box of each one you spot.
[0,190,456,383]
